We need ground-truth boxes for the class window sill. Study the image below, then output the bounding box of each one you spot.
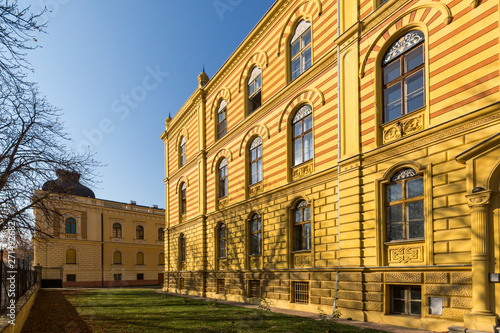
[381,109,425,145]
[249,183,264,197]
[62,233,80,239]
[218,197,229,209]
[384,238,424,245]
[291,160,314,182]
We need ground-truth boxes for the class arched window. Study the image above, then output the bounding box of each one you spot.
[294,200,311,251]
[382,30,425,123]
[290,20,312,81]
[113,251,122,265]
[180,182,187,216]
[136,251,144,265]
[217,99,227,140]
[159,253,165,265]
[249,214,262,256]
[112,223,122,238]
[180,234,186,263]
[136,225,144,239]
[218,158,228,199]
[179,136,187,167]
[292,105,313,166]
[248,67,261,114]
[158,227,164,241]
[218,223,227,259]
[386,168,424,241]
[66,249,76,264]
[65,218,76,234]
[249,137,263,185]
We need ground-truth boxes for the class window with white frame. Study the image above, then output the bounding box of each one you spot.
[217,100,227,140]
[386,168,424,242]
[248,67,261,114]
[382,30,425,123]
[249,137,263,185]
[290,20,312,81]
[179,136,187,167]
[294,200,311,251]
[218,158,228,199]
[292,105,313,166]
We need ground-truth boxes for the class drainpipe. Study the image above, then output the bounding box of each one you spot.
[101,212,104,287]
[332,0,342,318]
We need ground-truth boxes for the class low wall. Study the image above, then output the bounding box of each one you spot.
[63,279,160,287]
[0,284,40,333]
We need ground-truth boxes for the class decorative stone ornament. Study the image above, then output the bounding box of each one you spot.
[382,30,424,65]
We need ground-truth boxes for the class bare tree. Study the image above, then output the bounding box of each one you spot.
[0,1,97,237]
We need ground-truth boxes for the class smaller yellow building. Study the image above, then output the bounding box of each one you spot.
[33,170,165,287]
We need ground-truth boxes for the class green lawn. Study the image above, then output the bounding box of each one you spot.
[22,288,386,333]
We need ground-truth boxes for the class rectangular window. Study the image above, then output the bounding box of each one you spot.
[392,286,421,315]
[137,274,144,280]
[113,274,122,281]
[217,279,225,294]
[292,281,309,304]
[248,280,260,298]
[66,274,76,282]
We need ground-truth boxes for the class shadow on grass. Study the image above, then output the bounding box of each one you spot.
[21,290,92,333]
[21,289,384,333]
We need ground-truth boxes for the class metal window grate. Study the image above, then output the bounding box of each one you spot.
[66,274,76,282]
[178,278,184,289]
[217,279,225,294]
[293,281,309,304]
[248,280,260,298]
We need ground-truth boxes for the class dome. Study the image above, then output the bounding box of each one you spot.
[42,170,95,198]
[198,70,209,88]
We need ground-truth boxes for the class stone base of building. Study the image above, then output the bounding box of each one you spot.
[463,312,499,333]
[163,268,476,332]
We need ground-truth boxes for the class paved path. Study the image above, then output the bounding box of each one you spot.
[156,290,439,333]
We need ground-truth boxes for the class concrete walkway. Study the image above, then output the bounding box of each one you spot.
[157,290,439,333]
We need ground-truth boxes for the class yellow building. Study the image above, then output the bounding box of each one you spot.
[34,170,165,287]
[161,0,500,332]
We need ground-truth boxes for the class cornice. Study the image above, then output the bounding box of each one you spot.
[455,132,500,164]
[335,22,361,49]
[205,165,338,219]
[205,49,337,157]
[361,0,412,33]
[203,0,292,98]
[167,91,203,136]
[167,150,205,183]
[362,103,500,166]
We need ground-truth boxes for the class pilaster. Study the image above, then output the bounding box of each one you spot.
[464,190,498,332]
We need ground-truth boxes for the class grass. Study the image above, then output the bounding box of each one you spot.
[22,288,386,333]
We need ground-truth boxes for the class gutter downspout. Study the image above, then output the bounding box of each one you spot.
[101,212,104,287]
[332,0,341,318]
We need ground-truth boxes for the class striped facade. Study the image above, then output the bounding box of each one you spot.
[161,0,500,331]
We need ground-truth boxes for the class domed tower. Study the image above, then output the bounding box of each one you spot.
[42,169,95,198]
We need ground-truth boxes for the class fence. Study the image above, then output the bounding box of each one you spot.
[0,249,38,314]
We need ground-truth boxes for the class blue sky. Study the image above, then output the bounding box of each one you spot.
[20,1,275,208]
